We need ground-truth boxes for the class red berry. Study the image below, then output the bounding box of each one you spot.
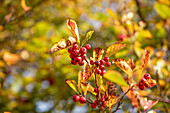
[94,87,98,93]
[73,43,79,50]
[104,94,108,100]
[95,61,100,67]
[101,70,106,76]
[79,60,85,66]
[144,73,151,79]
[100,98,104,102]
[90,59,95,65]
[79,47,87,54]
[71,59,77,65]
[79,96,86,104]
[104,56,109,62]
[91,103,96,108]
[106,61,111,67]
[100,59,105,65]
[75,56,82,64]
[139,84,145,90]
[85,44,91,50]
[140,78,146,84]
[70,54,74,59]
[73,95,80,102]
[68,47,73,53]
[102,101,106,109]
[73,50,79,56]
[96,69,101,75]
[81,54,86,60]
[99,65,105,70]
[94,100,98,105]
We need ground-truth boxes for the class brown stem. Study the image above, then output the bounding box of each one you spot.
[112,85,134,113]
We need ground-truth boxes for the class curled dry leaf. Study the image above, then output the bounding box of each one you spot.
[105,43,127,57]
[93,47,104,61]
[112,58,133,78]
[67,19,80,45]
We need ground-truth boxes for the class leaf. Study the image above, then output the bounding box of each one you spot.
[80,82,89,97]
[140,50,150,71]
[3,52,20,65]
[81,30,94,47]
[105,43,127,57]
[137,30,153,39]
[84,65,97,82]
[93,47,104,61]
[104,70,128,86]
[87,84,97,95]
[106,8,118,19]
[140,98,158,112]
[154,2,170,19]
[21,0,32,12]
[67,19,80,45]
[127,58,136,70]
[147,79,157,87]
[112,58,133,78]
[66,36,76,47]
[78,71,83,94]
[65,79,79,94]
[50,38,67,53]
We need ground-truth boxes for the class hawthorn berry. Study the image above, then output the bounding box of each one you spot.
[100,59,105,65]
[79,47,87,54]
[90,59,95,65]
[139,84,145,90]
[85,44,91,50]
[95,61,100,67]
[140,78,146,84]
[96,69,101,75]
[79,96,86,104]
[99,65,105,70]
[73,95,80,102]
[104,56,109,62]
[75,56,82,64]
[94,100,98,105]
[100,98,105,102]
[79,60,85,66]
[102,101,106,109]
[94,87,98,93]
[73,50,79,56]
[81,54,86,60]
[70,54,74,59]
[101,70,106,76]
[71,59,77,65]
[91,103,96,108]
[106,61,111,67]
[104,94,108,100]
[68,47,73,53]
[144,73,151,79]
[73,43,79,50]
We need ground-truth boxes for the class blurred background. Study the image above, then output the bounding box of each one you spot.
[0,0,169,113]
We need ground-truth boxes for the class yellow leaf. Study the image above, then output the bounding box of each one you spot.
[106,8,118,19]
[65,79,79,94]
[105,43,127,57]
[81,30,94,47]
[93,47,104,61]
[112,58,133,78]
[80,82,89,97]
[67,19,80,45]
[127,58,136,70]
[140,50,151,71]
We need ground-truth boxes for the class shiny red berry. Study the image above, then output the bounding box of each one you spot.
[140,78,146,84]
[106,61,111,67]
[73,95,80,102]
[73,43,79,50]
[79,47,87,54]
[144,73,151,79]
[71,59,77,65]
[70,54,74,59]
[94,87,98,93]
[94,100,98,105]
[75,56,82,64]
[100,59,105,65]
[139,84,145,90]
[81,54,86,60]
[102,101,106,109]
[95,61,100,66]
[90,59,95,65]
[104,56,109,62]
[100,98,105,102]
[79,60,85,66]
[104,94,108,101]
[91,103,96,108]
[73,50,79,56]
[96,69,101,75]
[101,70,106,76]
[99,65,105,70]
[85,44,91,50]
[68,47,73,53]
[79,96,86,104]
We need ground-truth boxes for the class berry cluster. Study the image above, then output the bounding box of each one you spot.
[68,43,91,66]
[138,73,151,90]
[90,87,108,109]
[72,95,86,104]
[90,56,111,76]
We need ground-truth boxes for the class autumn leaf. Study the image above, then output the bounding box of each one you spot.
[21,0,32,12]
[65,79,79,94]
[78,71,83,94]
[140,50,151,71]
[80,82,89,97]
[93,47,104,61]
[84,65,96,82]
[140,98,158,112]
[50,39,67,53]
[106,8,118,19]
[3,52,20,65]
[105,43,127,57]
[87,84,97,95]
[147,79,157,87]
[81,30,94,47]
[112,58,133,78]
[67,19,80,45]
[66,36,76,47]
[127,58,136,70]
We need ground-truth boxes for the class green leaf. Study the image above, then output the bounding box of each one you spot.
[154,2,170,19]
[81,30,94,47]
[65,79,79,94]
[104,70,128,86]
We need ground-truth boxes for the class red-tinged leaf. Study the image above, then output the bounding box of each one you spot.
[87,84,97,95]
[105,43,127,57]
[80,82,89,97]
[81,30,94,47]
[140,50,151,71]
[84,65,97,82]
[93,47,104,61]
[147,79,157,87]
[67,19,80,45]
[78,71,83,94]
[127,58,136,70]
[112,58,133,78]
[140,98,158,112]
[50,39,67,53]
[65,79,78,94]
[104,70,128,86]
[121,85,141,112]
[66,36,76,47]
